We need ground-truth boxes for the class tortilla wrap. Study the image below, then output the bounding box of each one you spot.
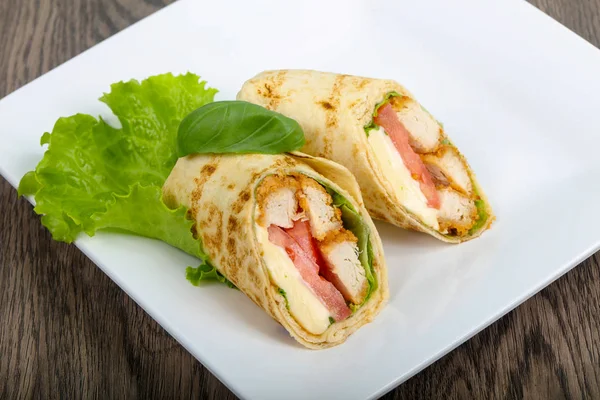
[237,69,494,243]
[162,152,389,349]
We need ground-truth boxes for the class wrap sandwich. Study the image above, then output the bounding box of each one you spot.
[162,151,389,349]
[18,72,389,351]
[237,70,494,243]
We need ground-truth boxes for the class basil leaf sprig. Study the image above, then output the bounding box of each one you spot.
[177,100,305,157]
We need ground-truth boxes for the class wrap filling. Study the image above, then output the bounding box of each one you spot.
[367,95,488,237]
[255,174,374,334]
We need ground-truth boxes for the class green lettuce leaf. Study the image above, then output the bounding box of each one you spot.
[19,72,234,288]
[186,263,237,289]
[90,184,203,257]
[468,199,489,235]
[363,91,402,135]
[325,186,377,308]
[20,73,218,242]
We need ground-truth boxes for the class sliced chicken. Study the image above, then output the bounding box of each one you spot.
[318,230,369,305]
[422,146,473,196]
[296,175,343,240]
[391,96,442,153]
[374,104,440,209]
[437,188,478,236]
[256,175,299,228]
[258,173,371,315]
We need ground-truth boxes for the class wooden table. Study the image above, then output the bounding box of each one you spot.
[2,0,600,398]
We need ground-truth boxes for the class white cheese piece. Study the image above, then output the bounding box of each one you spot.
[255,225,331,335]
[368,127,439,229]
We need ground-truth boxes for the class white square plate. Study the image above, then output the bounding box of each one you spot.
[2,0,600,398]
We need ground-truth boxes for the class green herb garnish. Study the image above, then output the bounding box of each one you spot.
[326,187,377,306]
[177,100,305,157]
[18,73,234,288]
[278,288,290,309]
[187,263,237,289]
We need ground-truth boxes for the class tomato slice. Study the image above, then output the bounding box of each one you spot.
[268,225,352,321]
[374,104,441,209]
[284,220,321,269]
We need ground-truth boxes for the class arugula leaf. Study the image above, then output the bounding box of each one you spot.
[177,100,305,157]
[19,73,235,288]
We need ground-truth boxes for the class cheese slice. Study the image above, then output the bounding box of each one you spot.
[255,225,331,335]
[368,127,439,229]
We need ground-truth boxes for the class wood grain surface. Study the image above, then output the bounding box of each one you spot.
[1,0,600,399]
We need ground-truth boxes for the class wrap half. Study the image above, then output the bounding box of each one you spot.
[237,70,494,243]
[162,152,389,349]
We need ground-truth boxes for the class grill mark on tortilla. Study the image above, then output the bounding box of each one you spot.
[189,161,218,220]
[250,171,266,186]
[272,156,298,170]
[232,189,251,214]
[319,101,335,110]
[226,237,237,263]
[320,75,346,156]
[351,77,370,90]
[273,159,286,169]
[224,246,239,284]
[260,70,286,110]
[322,131,333,155]
[246,251,261,288]
[352,143,360,158]
[329,75,345,108]
[203,203,224,253]
[202,164,217,175]
[227,215,239,233]
[227,183,235,190]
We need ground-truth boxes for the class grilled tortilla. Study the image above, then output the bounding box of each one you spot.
[162,152,388,349]
[237,69,494,243]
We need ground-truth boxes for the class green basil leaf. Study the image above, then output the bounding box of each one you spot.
[177,100,305,156]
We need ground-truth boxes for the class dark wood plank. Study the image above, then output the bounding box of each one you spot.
[1,0,600,399]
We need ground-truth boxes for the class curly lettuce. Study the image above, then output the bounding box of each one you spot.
[18,73,232,287]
